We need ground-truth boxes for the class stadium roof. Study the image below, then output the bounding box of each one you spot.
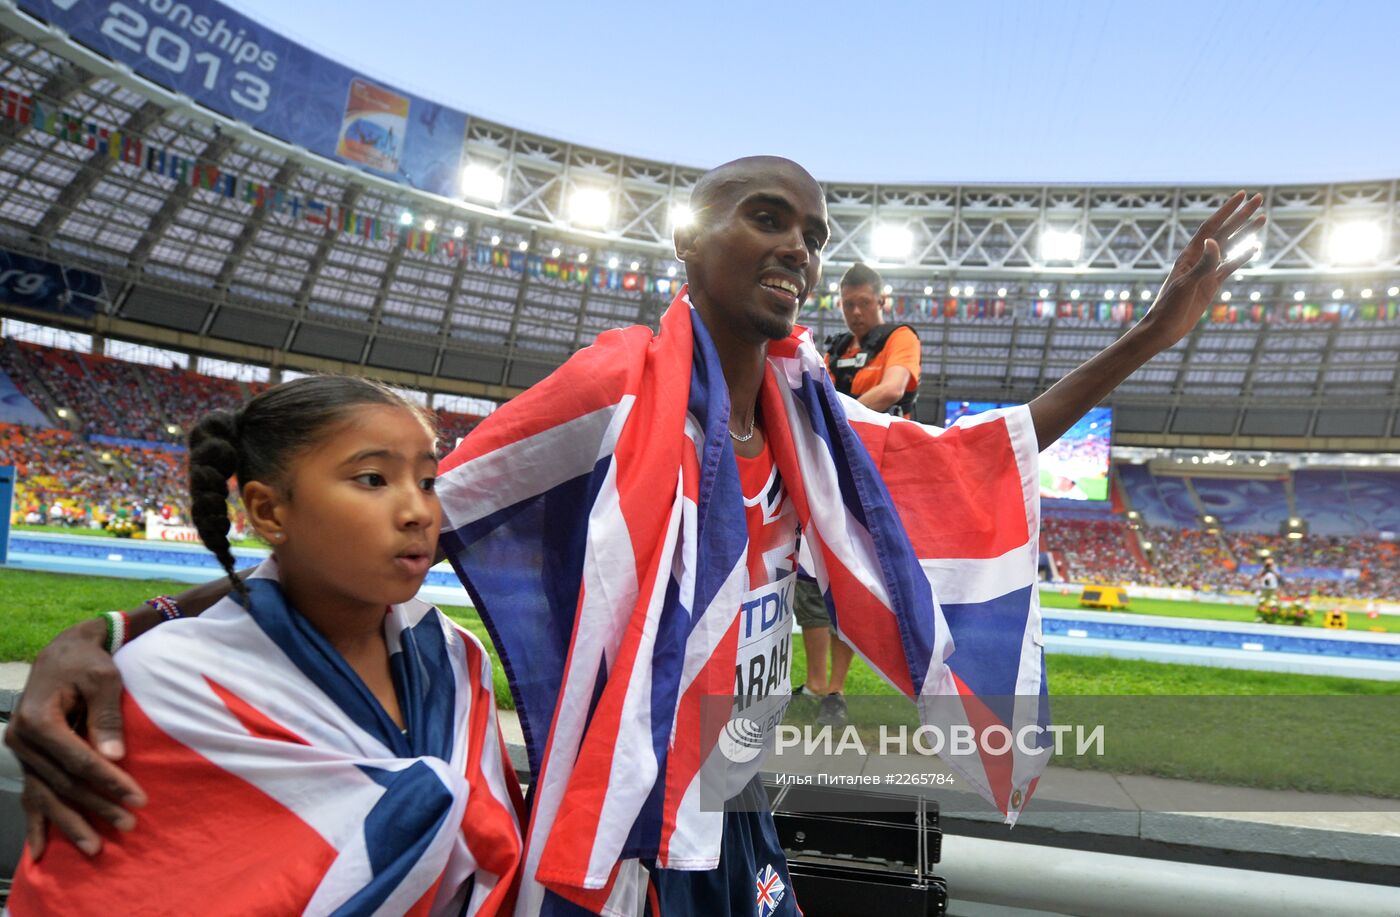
[0,4,1397,450]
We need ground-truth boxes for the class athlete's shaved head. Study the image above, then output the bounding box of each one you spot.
[675,156,829,345]
[688,156,823,230]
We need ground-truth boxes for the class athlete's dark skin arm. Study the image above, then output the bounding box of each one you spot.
[1028,191,1263,451]
[5,574,244,858]
[4,546,445,859]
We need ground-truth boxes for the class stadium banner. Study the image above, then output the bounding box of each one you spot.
[145,515,199,543]
[0,465,12,565]
[1238,562,1361,582]
[0,248,103,318]
[15,0,468,198]
[0,369,52,427]
[89,432,186,453]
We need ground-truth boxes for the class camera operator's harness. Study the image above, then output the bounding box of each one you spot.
[823,323,920,420]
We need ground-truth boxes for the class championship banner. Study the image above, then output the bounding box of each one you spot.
[0,248,103,317]
[15,0,469,197]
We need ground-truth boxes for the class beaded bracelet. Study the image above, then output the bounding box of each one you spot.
[145,594,184,623]
[101,610,130,655]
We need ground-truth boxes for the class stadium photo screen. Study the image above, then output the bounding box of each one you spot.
[944,401,1113,501]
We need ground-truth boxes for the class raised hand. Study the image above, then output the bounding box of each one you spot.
[1027,190,1266,451]
[1139,190,1266,348]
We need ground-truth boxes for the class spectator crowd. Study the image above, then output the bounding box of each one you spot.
[1041,515,1400,601]
[2,337,1392,600]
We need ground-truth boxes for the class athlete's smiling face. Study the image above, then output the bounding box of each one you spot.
[678,158,829,343]
[250,404,441,616]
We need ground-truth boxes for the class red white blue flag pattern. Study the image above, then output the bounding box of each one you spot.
[436,287,1048,916]
[8,560,524,917]
[755,864,787,917]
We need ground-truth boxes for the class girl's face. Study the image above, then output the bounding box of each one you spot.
[260,404,441,613]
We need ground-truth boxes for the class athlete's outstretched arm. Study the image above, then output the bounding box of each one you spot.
[4,573,243,859]
[1028,191,1263,452]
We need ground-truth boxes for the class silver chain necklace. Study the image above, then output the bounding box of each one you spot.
[728,413,756,442]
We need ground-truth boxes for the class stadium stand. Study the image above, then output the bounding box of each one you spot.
[1035,462,1400,599]
[1040,516,1146,584]
[437,410,484,446]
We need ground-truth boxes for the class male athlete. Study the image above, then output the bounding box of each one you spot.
[7,156,1263,916]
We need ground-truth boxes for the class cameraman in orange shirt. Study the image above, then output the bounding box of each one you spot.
[796,262,922,726]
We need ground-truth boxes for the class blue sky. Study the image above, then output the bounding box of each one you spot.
[227,0,1399,185]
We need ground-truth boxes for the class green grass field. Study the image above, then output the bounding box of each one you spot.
[4,568,1398,797]
[1039,587,1400,633]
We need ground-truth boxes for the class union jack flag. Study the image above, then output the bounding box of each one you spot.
[755,864,787,917]
[7,561,525,917]
[437,287,1049,916]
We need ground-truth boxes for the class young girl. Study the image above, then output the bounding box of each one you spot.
[8,376,523,916]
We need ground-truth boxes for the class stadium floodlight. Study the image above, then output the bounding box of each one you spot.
[924,285,934,296]
[670,203,694,228]
[1039,228,1082,262]
[872,223,914,260]
[1221,291,1232,302]
[1249,291,1261,301]
[461,164,505,204]
[950,285,962,297]
[490,235,501,246]
[517,240,529,252]
[1140,290,1152,300]
[165,424,180,436]
[668,266,678,278]
[1294,290,1306,301]
[1362,288,1373,299]
[399,211,413,226]
[964,284,975,296]
[1332,288,1344,300]
[423,218,437,232]
[1227,232,1262,264]
[1327,220,1384,265]
[551,247,561,258]
[997,287,1008,298]
[1103,289,1115,300]
[630,261,640,271]
[452,225,465,239]
[608,257,620,270]
[55,407,69,418]
[1119,290,1130,300]
[1141,541,1153,552]
[569,188,613,228]
[1038,288,1050,299]
[1070,289,1081,300]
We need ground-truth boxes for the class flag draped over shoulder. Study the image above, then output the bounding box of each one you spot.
[8,561,524,917]
[437,287,1048,917]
